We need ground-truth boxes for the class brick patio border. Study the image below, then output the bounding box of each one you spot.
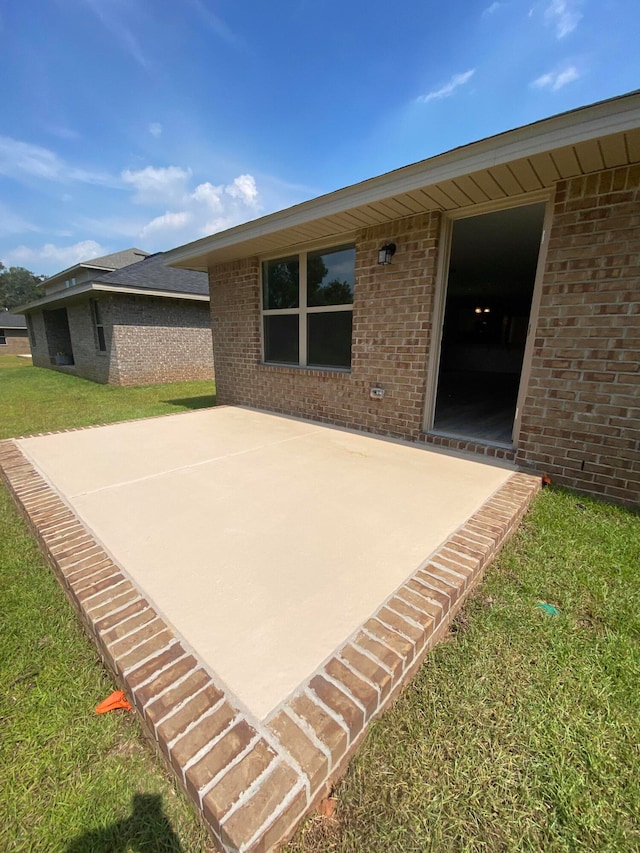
[0,435,539,852]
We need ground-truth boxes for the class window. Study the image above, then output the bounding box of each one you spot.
[262,245,355,369]
[0,329,5,345]
[91,299,106,351]
[26,316,36,347]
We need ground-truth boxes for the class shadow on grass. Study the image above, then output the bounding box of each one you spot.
[162,394,216,410]
[65,794,183,852]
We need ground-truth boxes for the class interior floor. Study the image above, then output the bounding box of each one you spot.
[433,370,519,444]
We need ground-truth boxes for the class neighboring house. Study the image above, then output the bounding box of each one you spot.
[19,250,214,386]
[166,92,640,506]
[0,311,30,355]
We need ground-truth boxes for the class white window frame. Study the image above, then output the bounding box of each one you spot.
[261,244,355,369]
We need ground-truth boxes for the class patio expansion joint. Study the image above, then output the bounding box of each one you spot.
[0,435,314,853]
[13,439,276,723]
[0,433,541,853]
[18,424,323,501]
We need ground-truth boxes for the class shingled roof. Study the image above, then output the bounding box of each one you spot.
[93,251,208,296]
[0,311,27,328]
[46,248,151,284]
[16,250,209,313]
[82,247,150,271]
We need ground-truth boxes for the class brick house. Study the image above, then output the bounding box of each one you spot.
[166,92,640,506]
[0,312,30,355]
[20,250,214,386]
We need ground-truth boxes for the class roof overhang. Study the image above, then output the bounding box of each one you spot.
[16,283,209,313]
[165,90,640,272]
[44,262,119,290]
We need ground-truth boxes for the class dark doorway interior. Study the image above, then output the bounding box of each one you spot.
[433,203,545,444]
[43,308,75,365]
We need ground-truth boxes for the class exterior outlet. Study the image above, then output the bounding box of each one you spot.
[370,387,385,400]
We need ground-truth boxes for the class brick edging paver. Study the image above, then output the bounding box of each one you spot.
[0,436,540,852]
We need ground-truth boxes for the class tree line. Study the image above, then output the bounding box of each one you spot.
[0,263,45,311]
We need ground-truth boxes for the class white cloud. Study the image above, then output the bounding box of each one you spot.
[122,169,263,248]
[532,65,580,91]
[190,176,258,212]
[417,69,476,104]
[200,215,237,236]
[192,181,223,211]
[121,165,192,205]
[226,174,259,207]
[65,167,264,253]
[544,0,582,37]
[140,211,192,238]
[482,2,501,15]
[0,136,114,186]
[149,122,162,138]
[2,240,107,271]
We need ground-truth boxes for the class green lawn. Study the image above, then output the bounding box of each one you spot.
[0,361,217,852]
[0,357,215,439]
[287,490,640,852]
[0,353,32,369]
[1,360,639,852]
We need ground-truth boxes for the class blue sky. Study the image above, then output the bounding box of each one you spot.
[1,0,638,276]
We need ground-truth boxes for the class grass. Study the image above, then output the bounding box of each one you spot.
[0,354,32,369]
[1,360,638,851]
[0,357,215,439]
[287,489,640,852]
[0,485,215,852]
[0,360,217,851]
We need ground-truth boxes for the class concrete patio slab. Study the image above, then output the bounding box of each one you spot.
[0,407,540,852]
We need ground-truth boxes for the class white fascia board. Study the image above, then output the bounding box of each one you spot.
[90,284,209,301]
[15,283,96,312]
[17,283,208,312]
[165,92,640,268]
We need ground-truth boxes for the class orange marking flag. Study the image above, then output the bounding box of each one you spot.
[95,690,132,713]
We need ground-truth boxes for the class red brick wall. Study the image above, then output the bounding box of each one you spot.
[208,167,639,506]
[209,212,441,439]
[517,166,640,505]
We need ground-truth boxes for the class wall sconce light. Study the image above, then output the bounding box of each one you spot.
[378,243,396,265]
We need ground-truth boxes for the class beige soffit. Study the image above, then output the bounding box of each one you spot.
[165,90,640,271]
[16,283,209,313]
